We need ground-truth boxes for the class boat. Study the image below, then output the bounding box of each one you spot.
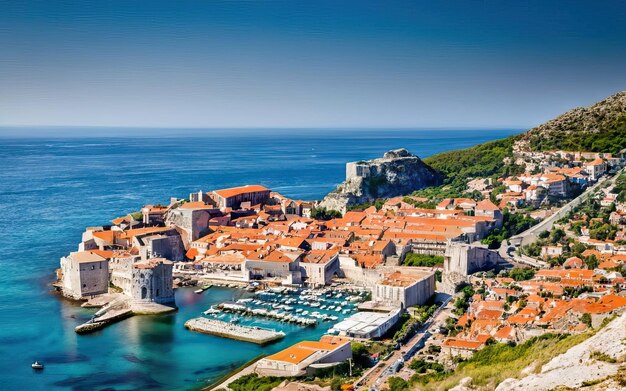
[203,306,220,315]
[31,361,44,370]
[301,311,309,316]
[230,316,240,324]
[194,289,204,294]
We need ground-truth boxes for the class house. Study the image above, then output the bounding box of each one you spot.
[584,159,607,181]
[442,338,484,358]
[475,200,503,229]
[563,256,584,269]
[244,249,302,284]
[212,185,271,209]
[541,245,563,259]
[256,336,352,377]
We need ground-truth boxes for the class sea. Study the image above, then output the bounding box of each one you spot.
[0,128,521,390]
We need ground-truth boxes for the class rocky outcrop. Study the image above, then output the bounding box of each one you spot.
[496,311,626,390]
[319,149,442,213]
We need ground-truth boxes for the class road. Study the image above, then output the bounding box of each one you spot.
[509,174,612,248]
[354,296,452,390]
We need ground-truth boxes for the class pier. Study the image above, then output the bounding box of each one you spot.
[184,317,285,345]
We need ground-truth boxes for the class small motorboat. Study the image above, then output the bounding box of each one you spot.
[31,361,44,370]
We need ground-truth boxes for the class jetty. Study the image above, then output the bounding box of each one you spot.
[184,317,285,345]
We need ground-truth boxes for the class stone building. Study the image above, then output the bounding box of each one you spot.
[133,228,185,261]
[244,249,302,285]
[211,185,271,209]
[130,258,175,305]
[60,251,109,300]
[299,250,340,287]
[372,270,435,308]
[442,242,502,293]
[256,336,352,377]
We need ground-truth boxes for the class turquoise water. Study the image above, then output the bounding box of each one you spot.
[0,128,520,390]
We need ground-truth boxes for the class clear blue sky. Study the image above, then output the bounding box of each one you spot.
[1,0,625,129]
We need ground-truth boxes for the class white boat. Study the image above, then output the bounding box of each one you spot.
[335,306,342,312]
[320,305,326,310]
[328,306,335,310]
[194,289,204,294]
[31,361,44,370]
[295,308,302,313]
[203,306,220,315]
[302,311,309,316]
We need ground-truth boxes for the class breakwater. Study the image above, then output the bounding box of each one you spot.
[185,317,285,345]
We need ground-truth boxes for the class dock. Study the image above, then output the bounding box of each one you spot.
[184,317,285,345]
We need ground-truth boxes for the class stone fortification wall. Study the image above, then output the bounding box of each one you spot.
[320,149,442,213]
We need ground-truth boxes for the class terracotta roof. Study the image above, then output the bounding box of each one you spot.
[213,185,269,199]
[442,338,484,350]
[264,339,348,365]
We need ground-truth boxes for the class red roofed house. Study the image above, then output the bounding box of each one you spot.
[212,185,271,209]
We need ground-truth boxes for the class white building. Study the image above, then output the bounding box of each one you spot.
[332,309,401,339]
[256,336,352,377]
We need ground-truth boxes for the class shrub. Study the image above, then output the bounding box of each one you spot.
[403,253,444,267]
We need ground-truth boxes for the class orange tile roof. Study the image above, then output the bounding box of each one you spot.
[264,339,348,364]
[442,338,483,350]
[214,185,269,199]
[186,247,198,259]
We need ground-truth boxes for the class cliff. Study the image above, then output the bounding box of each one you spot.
[318,149,442,213]
[496,312,626,390]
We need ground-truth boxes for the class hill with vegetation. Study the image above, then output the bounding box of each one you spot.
[410,91,626,200]
[519,91,626,154]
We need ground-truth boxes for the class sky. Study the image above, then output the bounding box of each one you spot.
[1,0,626,130]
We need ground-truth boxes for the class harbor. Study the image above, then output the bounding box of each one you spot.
[195,287,368,332]
[184,317,285,345]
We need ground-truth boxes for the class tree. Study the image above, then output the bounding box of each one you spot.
[581,313,592,328]
[388,377,409,391]
[508,267,535,281]
[310,207,342,220]
[585,255,599,270]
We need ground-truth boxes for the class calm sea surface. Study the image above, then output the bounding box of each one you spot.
[0,128,520,390]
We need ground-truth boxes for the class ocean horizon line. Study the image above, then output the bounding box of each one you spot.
[0,126,527,139]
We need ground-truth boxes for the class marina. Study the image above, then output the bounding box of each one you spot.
[197,287,367,330]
